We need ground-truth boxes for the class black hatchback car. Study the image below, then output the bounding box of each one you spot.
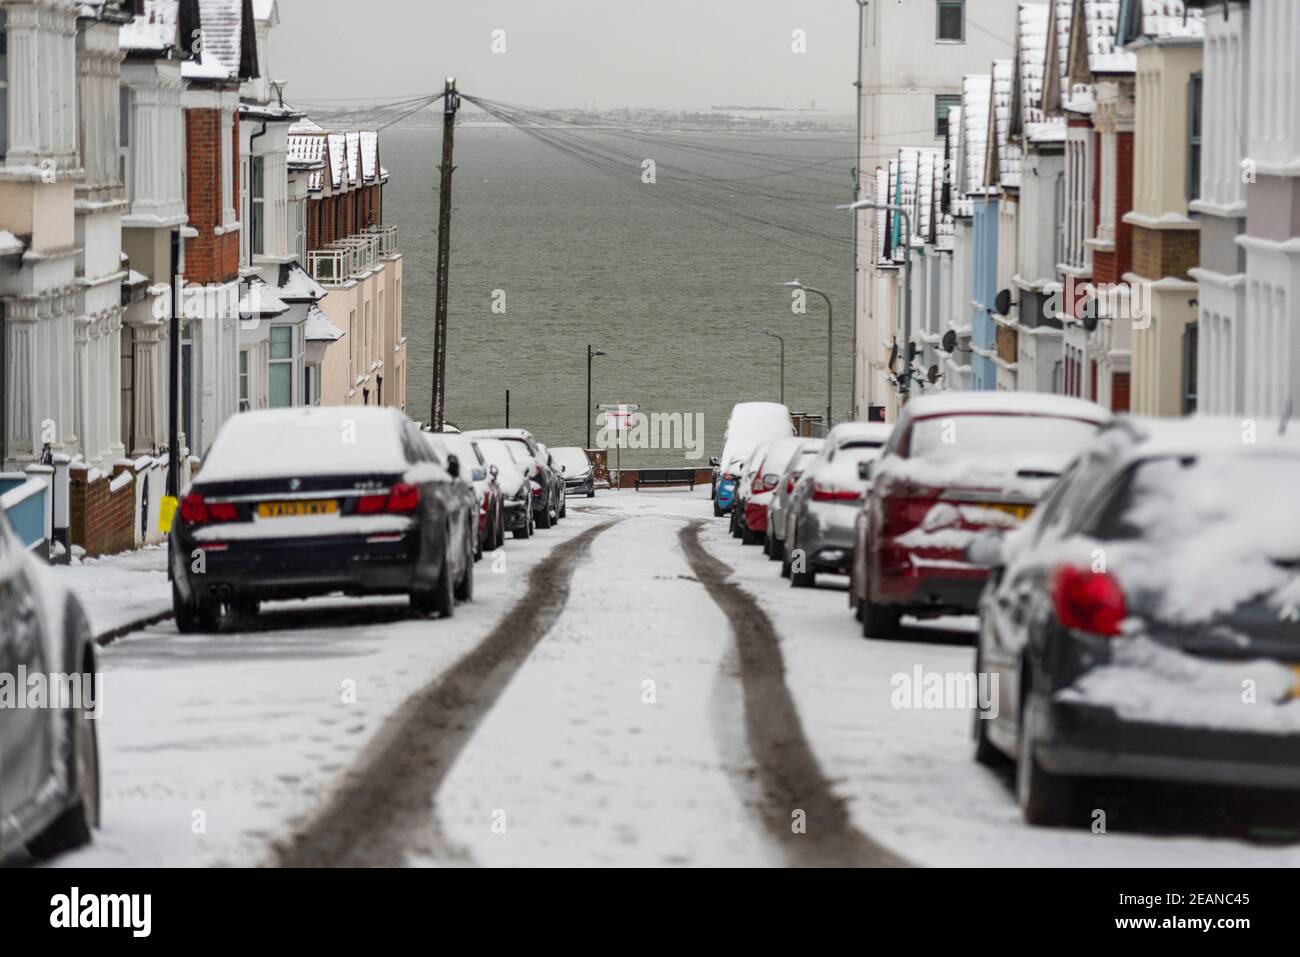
[170,407,475,631]
[970,417,1300,827]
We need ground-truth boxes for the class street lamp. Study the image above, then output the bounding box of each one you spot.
[760,328,785,405]
[586,345,606,449]
[782,280,834,429]
[840,198,914,401]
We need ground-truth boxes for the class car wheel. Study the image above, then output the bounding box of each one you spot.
[972,651,1008,767]
[741,524,761,546]
[27,696,99,859]
[455,550,474,602]
[862,596,901,640]
[412,556,455,618]
[537,504,553,529]
[1017,699,1077,826]
[790,564,816,588]
[559,496,567,519]
[483,512,498,553]
[172,580,200,633]
[587,489,595,499]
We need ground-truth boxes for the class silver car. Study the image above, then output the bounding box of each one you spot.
[783,422,892,587]
[766,438,824,561]
[0,513,100,862]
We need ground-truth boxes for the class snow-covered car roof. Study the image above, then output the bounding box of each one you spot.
[1100,415,1300,464]
[826,421,893,446]
[550,446,592,474]
[197,407,414,484]
[719,403,794,469]
[463,428,538,445]
[901,391,1111,423]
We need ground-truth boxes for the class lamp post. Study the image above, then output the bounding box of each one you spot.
[841,199,914,402]
[760,328,785,405]
[782,280,834,429]
[586,345,606,449]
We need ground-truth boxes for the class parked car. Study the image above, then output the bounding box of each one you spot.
[0,512,100,862]
[968,417,1300,827]
[782,422,892,586]
[766,438,824,561]
[712,402,794,517]
[552,446,595,498]
[729,441,774,542]
[170,407,476,629]
[850,393,1110,640]
[475,437,535,539]
[537,443,567,521]
[426,431,503,557]
[464,429,562,529]
[736,436,812,547]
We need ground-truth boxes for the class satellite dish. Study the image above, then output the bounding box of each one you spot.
[887,341,900,372]
[941,330,958,354]
[995,288,1016,316]
[927,365,940,385]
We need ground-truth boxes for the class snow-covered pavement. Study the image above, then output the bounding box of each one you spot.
[47,487,1300,867]
[57,546,172,638]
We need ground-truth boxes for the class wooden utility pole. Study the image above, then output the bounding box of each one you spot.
[431,77,459,430]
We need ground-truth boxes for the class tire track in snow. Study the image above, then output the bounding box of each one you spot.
[679,519,910,868]
[274,519,618,867]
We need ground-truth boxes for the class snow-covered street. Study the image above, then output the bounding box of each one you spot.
[49,488,1300,867]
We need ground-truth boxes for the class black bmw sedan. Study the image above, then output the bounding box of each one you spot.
[169,407,475,631]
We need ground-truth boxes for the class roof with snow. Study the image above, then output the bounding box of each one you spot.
[183,0,256,84]
[1014,2,1067,145]
[1043,0,1076,114]
[119,0,179,52]
[304,303,344,342]
[957,74,992,210]
[274,261,326,302]
[1075,0,1133,75]
[987,59,1021,189]
[1116,0,1204,46]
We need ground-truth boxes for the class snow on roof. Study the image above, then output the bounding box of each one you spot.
[1017,2,1068,144]
[120,0,178,52]
[1119,0,1203,45]
[902,390,1112,424]
[326,132,345,190]
[275,261,326,301]
[988,59,1021,189]
[359,131,378,182]
[197,406,412,484]
[303,303,344,342]
[252,0,276,23]
[827,422,894,446]
[345,131,361,187]
[0,230,24,256]
[959,74,992,205]
[873,165,890,263]
[183,0,245,82]
[1079,0,1135,74]
[1043,0,1075,113]
[239,277,288,318]
[287,129,325,170]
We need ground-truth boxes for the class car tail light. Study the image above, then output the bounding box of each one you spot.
[880,487,939,535]
[386,483,420,514]
[1052,565,1126,636]
[179,494,238,525]
[532,485,542,498]
[358,483,420,515]
[812,482,861,503]
[480,491,491,515]
[785,475,797,494]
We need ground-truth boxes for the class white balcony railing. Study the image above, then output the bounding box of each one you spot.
[307,246,354,285]
[364,224,398,257]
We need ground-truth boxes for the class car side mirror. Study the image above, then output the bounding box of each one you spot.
[446,454,460,480]
[489,464,499,479]
[472,467,487,482]
[858,461,874,481]
[561,465,567,474]
[965,531,1005,569]
[710,456,721,467]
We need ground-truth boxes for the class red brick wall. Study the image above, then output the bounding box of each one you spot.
[69,465,137,558]
[184,107,240,285]
[1093,131,1135,287]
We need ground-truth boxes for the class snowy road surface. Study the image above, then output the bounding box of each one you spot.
[53,488,1300,867]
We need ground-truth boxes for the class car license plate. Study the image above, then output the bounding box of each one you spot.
[257,499,337,518]
[984,502,1033,522]
[1288,666,1300,700]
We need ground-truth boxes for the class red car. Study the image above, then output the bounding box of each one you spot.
[850,393,1110,640]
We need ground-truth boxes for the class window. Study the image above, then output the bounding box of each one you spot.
[1182,321,1198,415]
[119,87,132,200]
[1187,71,1203,203]
[935,94,961,138]
[269,326,293,408]
[303,365,314,406]
[238,349,250,412]
[250,156,265,257]
[293,200,305,262]
[937,0,964,42]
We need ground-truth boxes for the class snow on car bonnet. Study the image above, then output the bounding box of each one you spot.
[197,408,411,483]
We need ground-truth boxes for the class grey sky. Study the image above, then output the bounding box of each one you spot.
[271,0,859,112]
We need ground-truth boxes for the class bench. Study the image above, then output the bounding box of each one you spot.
[634,468,697,491]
